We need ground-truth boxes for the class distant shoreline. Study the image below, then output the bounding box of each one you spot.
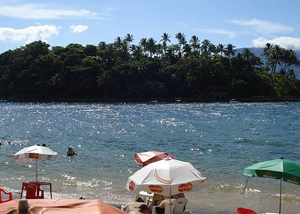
[1,97,299,103]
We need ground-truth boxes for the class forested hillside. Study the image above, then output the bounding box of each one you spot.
[0,33,300,102]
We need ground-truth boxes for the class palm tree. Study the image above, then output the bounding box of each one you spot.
[147,38,156,57]
[224,44,236,58]
[124,34,134,47]
[242,48,251,60]
[160,33,171,55]
[119,44,129,61]
[175,32,186,58]
[156,43,163,58]
[279,49,299,78]
[262,43,273,71]
[175,32,186,45]
[208,44,216,55]
[101,44,116,67]
[217,44,225,56]
[114,37,123,49]
[270,45,282,73]
[165,44,179,59]
[160,33,171,43]
[201,39,211,56]
[139,38,147,55]
[280,49,291,72]
[189,35,200,53]
[183,44,191,57]
[131,45,143,60]
[287,50,299,74]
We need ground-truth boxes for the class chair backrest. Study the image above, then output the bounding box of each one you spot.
[237,207,257,214]
[162,199,176,214]
[0,188,13,203]
[173,198,187,214]
[23,183,44,199]
[152,199,176,214]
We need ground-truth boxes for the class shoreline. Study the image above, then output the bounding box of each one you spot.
[0,97,300,103]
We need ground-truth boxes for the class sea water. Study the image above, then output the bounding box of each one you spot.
[0,102,299,213]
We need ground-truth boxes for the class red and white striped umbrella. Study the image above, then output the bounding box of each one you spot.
[134,151,175,167]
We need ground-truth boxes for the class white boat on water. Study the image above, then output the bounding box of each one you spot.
[229,99,239,103]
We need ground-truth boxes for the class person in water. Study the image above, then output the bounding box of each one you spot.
[66,146,78,156]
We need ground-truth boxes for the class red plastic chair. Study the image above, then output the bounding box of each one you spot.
[22,183,44,199]
[237,207,257,214]
[0,188,13,203]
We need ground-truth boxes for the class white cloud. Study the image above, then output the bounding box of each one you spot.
[231,18,293,35]
[253,37,300,50]
[0,24,60,44]
[0,3,99,19]
[70,25,88,33]
[197,28,236,38]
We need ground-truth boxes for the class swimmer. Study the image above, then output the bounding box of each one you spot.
[66,146,78,156]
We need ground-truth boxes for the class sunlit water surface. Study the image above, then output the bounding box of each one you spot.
[0,102,299,213]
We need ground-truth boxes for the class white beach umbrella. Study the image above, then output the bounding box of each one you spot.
[126,158,206,196]
[13,145,58,181]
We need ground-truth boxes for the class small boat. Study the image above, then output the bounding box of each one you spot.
[281,101,289,105]
[229,99,239,104]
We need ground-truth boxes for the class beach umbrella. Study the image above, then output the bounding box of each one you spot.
[13,145,58,181]
[134,151,175,167]
[243,158,300,214]
[127,157,206,196]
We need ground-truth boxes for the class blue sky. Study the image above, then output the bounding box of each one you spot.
[0,0,300,53]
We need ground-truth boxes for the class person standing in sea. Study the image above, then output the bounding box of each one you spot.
[66,146,78,156]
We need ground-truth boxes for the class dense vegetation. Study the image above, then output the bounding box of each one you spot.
[0,33,300,102]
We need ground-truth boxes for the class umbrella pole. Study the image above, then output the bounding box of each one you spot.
[241,178,249,194]
[279,178,282,214]
[36,160,38,182]
[169,187,172,214]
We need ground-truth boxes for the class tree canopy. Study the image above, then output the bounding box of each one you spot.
[0,35,300,102]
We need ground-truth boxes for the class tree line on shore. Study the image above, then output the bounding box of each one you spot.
[0,33,300,101]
